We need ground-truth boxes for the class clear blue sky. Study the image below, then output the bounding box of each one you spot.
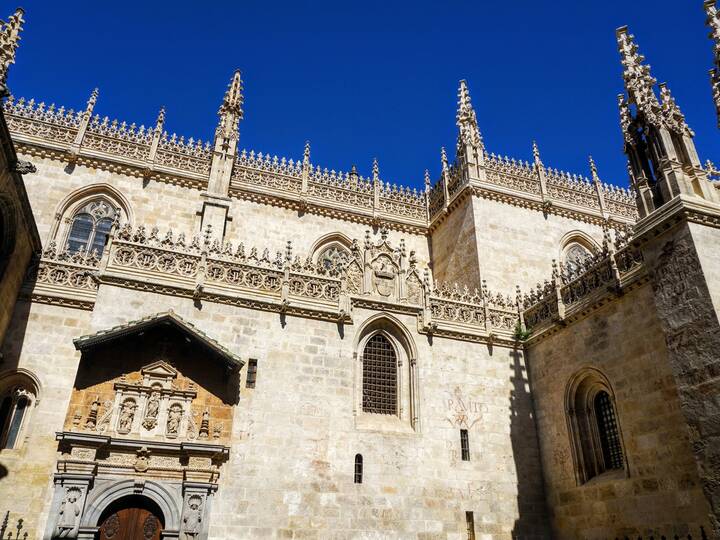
[7,1,720,190]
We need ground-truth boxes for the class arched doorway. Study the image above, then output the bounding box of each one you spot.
[97,495,164,540]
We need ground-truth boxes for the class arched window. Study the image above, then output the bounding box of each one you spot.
[354,315,419,431]
[566,369,626,483]
[317,245,350,270]
[362,334,397,415]
[354,454,363,484]
[0,372,39,450]
[66,199,117,255]
[563,242,593,273]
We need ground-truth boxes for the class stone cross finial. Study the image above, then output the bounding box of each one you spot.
[0,7,24,87]
[456,79,483,150]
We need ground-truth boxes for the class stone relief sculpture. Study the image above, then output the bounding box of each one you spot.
[166,403,182,437]
[53,487,81,538]
[83,396,100,429]
[117,398,136,433]
[181,495,203,540]
[142,390,161,429]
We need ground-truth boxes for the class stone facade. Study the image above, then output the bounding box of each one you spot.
[0,4,720,540]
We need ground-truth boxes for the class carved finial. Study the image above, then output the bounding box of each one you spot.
[372,158,379,183]
[216,69,243,140]
[86,88,99,114]
[588,155,599,183]
[155,106,166,132]
[616,27,660,122]
[424,169,431,191]
[706,1,720,126]
[440,147,449,172]
[456,79,483,150]
[0,7,24,87]
[532,140,542,166]
[658,82,693,137]
[303,140,311,164]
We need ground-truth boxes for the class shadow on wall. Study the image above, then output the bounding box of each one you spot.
[509,347,552,539]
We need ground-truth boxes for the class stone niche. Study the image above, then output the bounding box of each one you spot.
[45,312,242,540]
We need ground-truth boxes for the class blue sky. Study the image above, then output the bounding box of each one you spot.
[7,1,720,190]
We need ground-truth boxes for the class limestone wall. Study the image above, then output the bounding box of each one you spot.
[0,276,550,538]
[528,282,711,539]
[0,301,92,536]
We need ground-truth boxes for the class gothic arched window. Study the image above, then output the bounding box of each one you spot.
[317,245,350,271]
[0,372,39,450]
[362,333,398,415]
[563,242,593,273]
[566,369,626,484]
[66,199,117,255]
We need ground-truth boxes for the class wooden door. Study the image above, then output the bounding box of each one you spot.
[99,507,162,540]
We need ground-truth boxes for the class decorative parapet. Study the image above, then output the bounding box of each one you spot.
[4,94,636,231]
[521,231,645,339]
[429,150,637,225]
[22,242,100,309]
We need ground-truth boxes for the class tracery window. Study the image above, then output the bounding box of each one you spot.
[566,369,626,483]
[0,373,39,450]
[563,242,593,273]
[362,334,398,415]
[317,245,350,270]
[66,199,117,255]
[354,454,363,484]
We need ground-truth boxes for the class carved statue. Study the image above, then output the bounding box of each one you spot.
[53,488,81,538]
[117,399,136,433]
[181,496,203,539]
[84,396,100,429]
[166,403,182,436]
[142,391,161,429]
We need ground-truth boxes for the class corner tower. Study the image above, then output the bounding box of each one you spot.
[617,26,719,217]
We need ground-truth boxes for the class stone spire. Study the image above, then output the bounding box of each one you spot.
[204,70,244,238]
[454,80,486,184]
[215,69,244,143]
[705,0,720,126]
[616,26,719,218]
[155,106,166,133]
[456,80,483,151]
[0,7,24,90]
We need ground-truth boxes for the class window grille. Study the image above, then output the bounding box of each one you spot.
[594,391,623,470]
[362,334,397,415]
[246,359,258,388]
[465,511,475,540]
[460,429,470,461]
[354,454,363,484]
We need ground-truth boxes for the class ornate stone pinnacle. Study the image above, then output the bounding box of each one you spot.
[303,140,311,163]
[215,70,243,141]
[659,82,693,137]
[372,158,379,181]
[155,106,166,132]
[424,169,431,190]
[456,79,483,149]
[532,141,542,165]
[616,26,660,117]
[0,7,24,86]
[86,88,99,113]
[440,147,449,171]
[705,1,720,127]
[588,156,599,181]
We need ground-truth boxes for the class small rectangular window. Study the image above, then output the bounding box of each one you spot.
[465,511,475,540]
[246,359,257,388]
[460,429,470,461]
[354,454,363,484]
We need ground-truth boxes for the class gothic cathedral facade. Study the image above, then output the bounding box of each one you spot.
[1,4,720,540]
